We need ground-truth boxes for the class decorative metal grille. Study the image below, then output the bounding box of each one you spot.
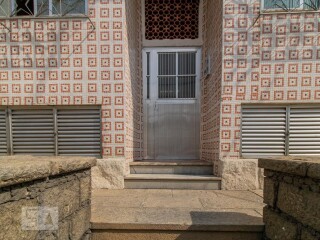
[158,52,196,99]
[145,0,200,40]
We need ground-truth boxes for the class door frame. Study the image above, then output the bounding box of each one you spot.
[142,47,202,160]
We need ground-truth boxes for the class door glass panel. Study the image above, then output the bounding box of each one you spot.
[158,53,176,75]
[158,77,176,99]
[178,52,196,75]
[178,76,196,98]
[304,0,320,9]
[0,1,11,17]
[36,0,50,16]
[264,0,300,9]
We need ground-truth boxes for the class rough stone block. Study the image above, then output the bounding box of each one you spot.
[258,168,264,189]
[71,206,90,240]
[80,174,91,204]
[301,228,318,240]
[11,186,29,201]
[283,176,293,184]
[41,179,80,220]
[277,182,320,232]
[264,170,275,178]
[263,207,297,240]
[58,220,70,240]
[0,199,38,240]
[263,177,276,207]
[307,163,320,180]
[92,159,125,189]
[258,158,308,177]
[0,190,11,204]
[221,159,260,190]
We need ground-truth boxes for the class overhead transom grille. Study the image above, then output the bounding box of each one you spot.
[145,0,200,40]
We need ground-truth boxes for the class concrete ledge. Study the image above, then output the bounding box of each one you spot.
[260,156,320,239]
[0,155,96,187]
[258,156,320,179]
[91,222,264,232]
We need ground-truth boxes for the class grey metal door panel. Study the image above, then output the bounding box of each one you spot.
[155,102,199,160]
[143,48,201,160]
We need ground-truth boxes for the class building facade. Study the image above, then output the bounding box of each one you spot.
[0,0,319,190]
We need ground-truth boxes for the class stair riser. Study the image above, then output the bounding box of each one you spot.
[125,180,220,190]
[130,166,213,175]
[92,230,263,240]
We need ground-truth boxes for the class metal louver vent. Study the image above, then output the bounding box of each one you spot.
[11,110,55,155]
[57,109,101,156]
[0,109,7,155]
[289,107,320,155]
[241,107,287,156]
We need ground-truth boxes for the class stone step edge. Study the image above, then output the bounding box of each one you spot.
[90,222,264,232]
[124,174,221,181]
[129,161,213,166]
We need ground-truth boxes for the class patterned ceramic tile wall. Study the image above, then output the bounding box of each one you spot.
[200,0,223,175]
[0,0,142,160]
[221,0,320,161]
[123,0,143,162]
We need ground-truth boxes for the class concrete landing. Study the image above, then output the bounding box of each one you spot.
[91,189,265,240]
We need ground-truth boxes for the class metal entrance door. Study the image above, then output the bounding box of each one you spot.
[143,48,201,160]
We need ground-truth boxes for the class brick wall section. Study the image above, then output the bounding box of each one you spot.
[259,157,320,240]
[222,2,320,160]
[200,0,223,176]
[0,156,96,240]
[0,0,135,160]
[123,0,143,163]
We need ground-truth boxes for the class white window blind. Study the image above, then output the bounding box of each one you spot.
[241,106,320,157]
[1,107,101,157]
[158,52,196,99]
[11,109,55,155]
[241,107,287,156]
[289,107,320,155]
[0,109,7,155]
[57,109,101,156]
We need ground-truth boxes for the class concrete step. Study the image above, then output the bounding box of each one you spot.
[130,160,213,175]
[91,189,264,240]
[92,228,263,240]
[124,174,221,190]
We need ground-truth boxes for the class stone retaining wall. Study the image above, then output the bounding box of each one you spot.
[0,156,96,240]
[259,157,320,240]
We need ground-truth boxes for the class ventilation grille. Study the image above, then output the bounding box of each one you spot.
[57,109,101,156]
[289,107,320,155]
[0,109,7,155]
[145,0,199,40]
[11,110,55,155]
[241,107,287,156]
